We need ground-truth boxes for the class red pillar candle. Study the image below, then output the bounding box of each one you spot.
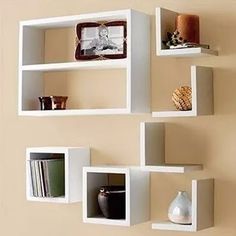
[176,14,200,44]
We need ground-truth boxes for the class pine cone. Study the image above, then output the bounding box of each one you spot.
[172,86,192,111]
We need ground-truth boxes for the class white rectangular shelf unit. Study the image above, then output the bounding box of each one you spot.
[83,166,150,226]
[140,122,202,173]
[18,9,150,116]
[152,65,213,118]
[26,146,90,203]
[156,7,218,57]
[152,178,214,232]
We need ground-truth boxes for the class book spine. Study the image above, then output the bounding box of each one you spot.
[47,159,65,197]
[42,160,50,197]
[35,160,42,197]
[39,160,46,197]
[29,160,37,197]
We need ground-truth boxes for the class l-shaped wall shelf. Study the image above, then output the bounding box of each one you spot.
[152,178,214,232]
[83,166,150,226]
[152,65,213,118]
[26,147,90,203]
[140,122,203,173]
[18,9,150,116]
[156,7,218,57]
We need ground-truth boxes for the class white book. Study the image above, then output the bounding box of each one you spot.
[29,160,37,196]
[34,160,42,197]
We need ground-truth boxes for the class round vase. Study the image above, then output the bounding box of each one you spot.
[98,186,125,219]
[168,191,192,225]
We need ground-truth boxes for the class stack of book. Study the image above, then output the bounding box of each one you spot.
[29,158,65,198]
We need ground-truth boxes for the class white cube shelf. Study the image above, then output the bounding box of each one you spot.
[152,178,214,232]
[140,122,202,173]
[152,65,213,118]
[83,166,150,226]
[18,9,150,116]
[156,7,218,57]
[26,147,90,203]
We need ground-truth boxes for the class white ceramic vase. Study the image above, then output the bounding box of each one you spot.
[168,191,192,225]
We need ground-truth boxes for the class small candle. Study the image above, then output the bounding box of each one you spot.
[176,14,200,44]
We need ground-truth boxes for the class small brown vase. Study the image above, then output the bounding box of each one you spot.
[50,96,68,110]
[98,186,125,219]
[38,96,68,110]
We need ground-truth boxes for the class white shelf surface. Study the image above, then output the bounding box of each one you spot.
[19,108,131,117]
[152,65,213,118]
[21,59,128,71]
[26,146,90,203]
[152,110,196,118]
[152,221,194,232]
[158,48,218,57]
[156,7,218,57]
[141,164,202,173]
[152,179,214,232]
[140,122,202,173]
[83,166,150,226]
[18,9,150,116]
[27,196,66,203]
[83,215,127,226]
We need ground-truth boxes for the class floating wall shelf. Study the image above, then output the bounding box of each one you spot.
[152,65,213,118]
[18,9,150,116]
[26,147,90,203]
[156,7,218,57]
[140,122,202,173]
[152,178,214,232]
[83,166,150,226]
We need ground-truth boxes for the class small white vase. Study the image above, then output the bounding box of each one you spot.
[168,191,192,225]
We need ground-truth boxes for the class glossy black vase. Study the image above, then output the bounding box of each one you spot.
[98,186,125,219]
[38,96,52,110]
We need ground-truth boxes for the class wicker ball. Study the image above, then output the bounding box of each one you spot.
[172,86,192,111]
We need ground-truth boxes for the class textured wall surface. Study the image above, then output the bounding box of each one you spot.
[0,0,235,235]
